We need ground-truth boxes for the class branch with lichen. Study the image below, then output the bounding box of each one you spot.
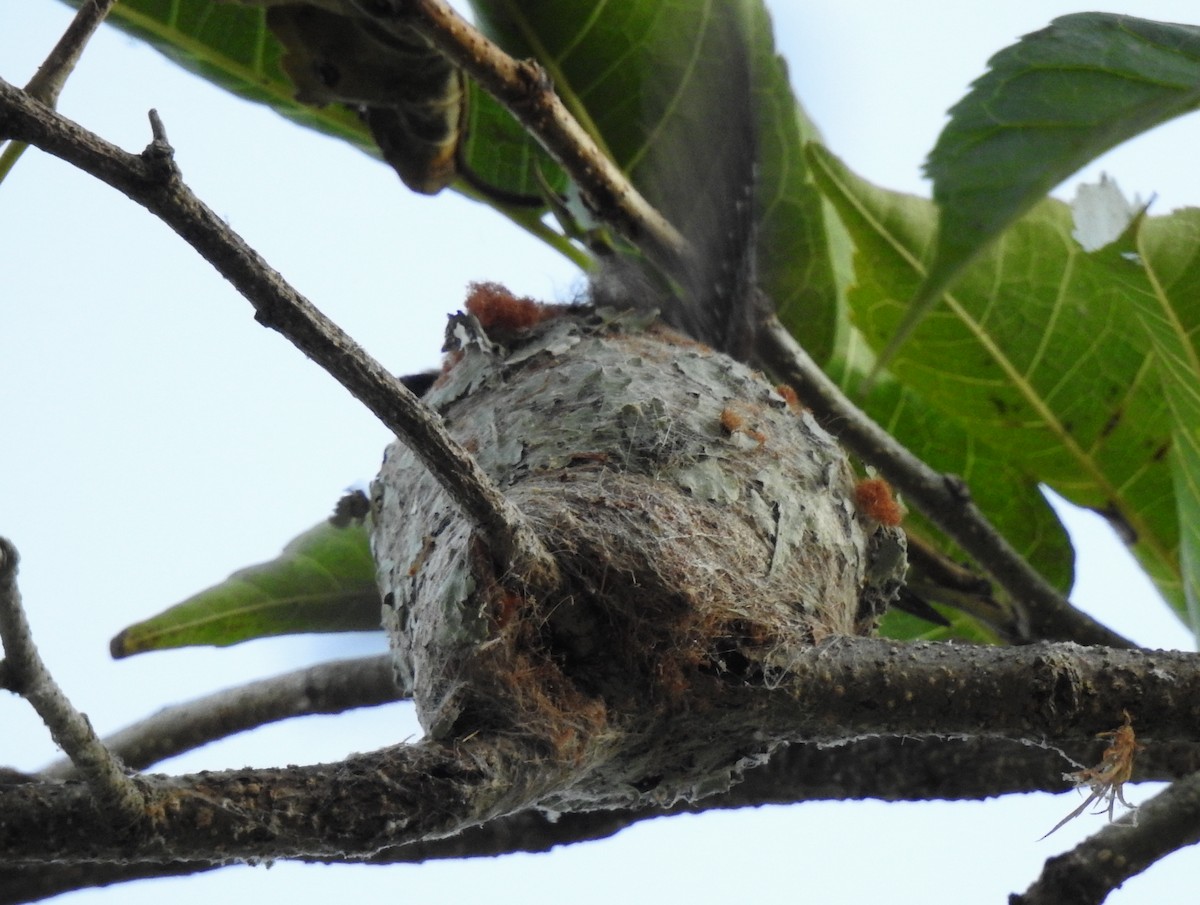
[13,732,1200,902]
[5,636,1200,865]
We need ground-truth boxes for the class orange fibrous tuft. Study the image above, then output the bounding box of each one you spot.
[775,384,802,411]
[465,281,555,331]
[854,477,904,527]
[720,406,767,447]
[719,407,746,433]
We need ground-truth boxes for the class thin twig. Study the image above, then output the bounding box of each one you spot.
[0,537,145,823]
[757,317,1134,648]
[1014,770,1200,905]
[40,654,402,778]
[353,0,690,277]
[0,0,117,183]
[0,79,561,592]
[25,0,118,105]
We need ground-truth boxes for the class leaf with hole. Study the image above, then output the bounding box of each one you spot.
[883,13,1200,371]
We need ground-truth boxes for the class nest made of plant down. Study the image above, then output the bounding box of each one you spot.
[371,296,906,809]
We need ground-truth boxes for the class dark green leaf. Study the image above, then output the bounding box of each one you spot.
[76,0,375,152]
[110,518,380,657]
[885,13,1200,371]
[82,1,845,338]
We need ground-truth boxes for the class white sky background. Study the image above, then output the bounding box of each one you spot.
[2,2,1199,902]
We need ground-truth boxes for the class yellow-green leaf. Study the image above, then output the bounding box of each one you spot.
[809,145,1180,619]
[110,517,380,657]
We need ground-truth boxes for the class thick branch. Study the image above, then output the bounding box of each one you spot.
[0,538,144,824]
[757,317,1132,648]
[4,638,1200,864]
[1014,771,1200,905]
[41,655,401,778]
[0,735,577,864]
[0,79,559,591]
[7,734,1200,900]
[742,638,1200,746]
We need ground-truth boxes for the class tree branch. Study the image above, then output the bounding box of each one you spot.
[0,78,560,592]
[6,732,1199,898]
[1014,770,1200,905]
[24,0,117,106]
[10,732,1200,899]
[0,538,144,824]
[354,0,690,277]
[4,637,1199,865]
[751,638,1199,745]
[0,734,580,864]
[757,317,1133,648]
[40,655,401,779]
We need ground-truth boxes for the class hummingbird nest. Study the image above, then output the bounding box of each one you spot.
[371,301,905,809]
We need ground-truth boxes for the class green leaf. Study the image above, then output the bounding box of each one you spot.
[73,0,375,152]
[808,145,1182,619]
[110,517,381,657]
[64,0,581,259]
[1095,207,1200,634]
[867,376,1074,590]
[885,13,1200,371]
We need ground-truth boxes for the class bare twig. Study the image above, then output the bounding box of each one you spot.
[1014,770,1200,905]
[353,0,690,276]
[41,655,402,778]
[25,0,117,105]
[0,79,560,592]
[0,537,144,824]
[757,317,1134,648]
[0,0,116,183]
